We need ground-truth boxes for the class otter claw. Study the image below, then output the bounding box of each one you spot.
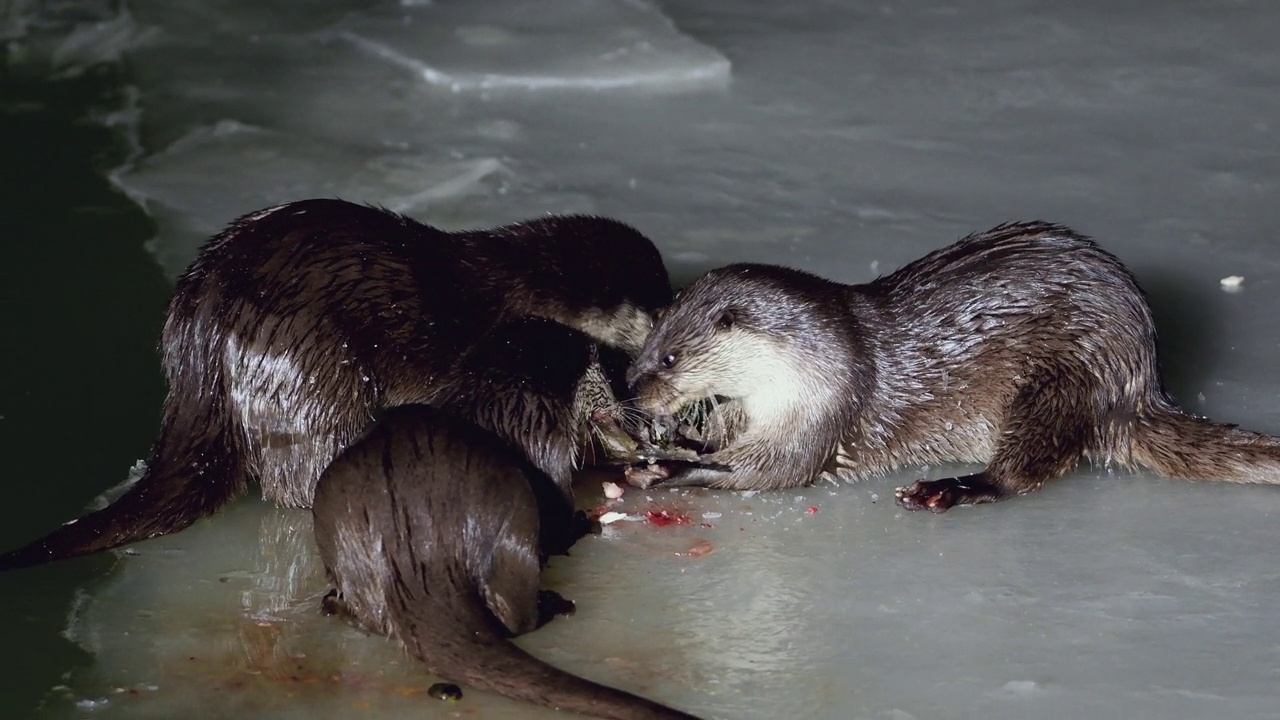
[894,480,956,513]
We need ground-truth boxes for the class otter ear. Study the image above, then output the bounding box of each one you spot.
[716,311,735,330]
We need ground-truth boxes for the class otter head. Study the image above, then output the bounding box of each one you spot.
[625,264,848,432]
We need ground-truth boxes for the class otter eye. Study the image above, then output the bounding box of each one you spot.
[661,353,677,369]
[716,311,734,330]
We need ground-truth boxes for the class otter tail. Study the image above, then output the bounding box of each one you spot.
[0,405,247,572]
[415,616,702,720]
[1129,401,1280,485]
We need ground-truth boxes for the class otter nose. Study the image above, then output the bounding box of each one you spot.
[625,364,644,391]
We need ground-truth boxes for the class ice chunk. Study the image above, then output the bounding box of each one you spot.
[1220,275,1244,292]
[51,9,158,77]
[334,0,731,92]
[111,120,514,276]
[598,511,630,524]
[2,0,122,44]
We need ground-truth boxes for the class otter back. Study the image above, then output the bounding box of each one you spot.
[312,405,700,720]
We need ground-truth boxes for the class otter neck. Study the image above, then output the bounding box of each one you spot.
[734,334,855,488]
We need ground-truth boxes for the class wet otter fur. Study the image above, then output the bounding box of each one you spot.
[312,404,701,720]
[0,199,670,570]
[431,316,635,555]
[626,221,1280,512]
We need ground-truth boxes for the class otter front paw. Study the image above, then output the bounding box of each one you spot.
[894,479,960,513]
[624,462,671,489]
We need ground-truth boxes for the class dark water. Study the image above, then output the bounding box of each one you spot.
[0,65,170,717]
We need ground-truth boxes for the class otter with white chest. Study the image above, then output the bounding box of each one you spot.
[626,221,1280,512]
[0,199,670,570]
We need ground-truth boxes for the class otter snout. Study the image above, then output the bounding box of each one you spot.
[627,343,690,417]
[627,376,673,420]
[625,357,656,394]
[625,368,647,395]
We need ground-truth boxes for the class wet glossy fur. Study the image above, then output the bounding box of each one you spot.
[432,317,632,555]
[312,405,700,720]
[0,199,670,570]
[628,221,1280,511]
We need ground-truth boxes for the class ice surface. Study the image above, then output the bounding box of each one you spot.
[10,0,1280,718]
[32,473,1280,720]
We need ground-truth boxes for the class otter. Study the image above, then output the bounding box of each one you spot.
[625,221,1280,512]
[312,404,702,720]
[0,199,671,570]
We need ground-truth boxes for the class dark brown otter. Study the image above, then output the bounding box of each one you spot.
[0,199,671,570]
[625,221,1280,512]
[430,315,636,555]
[312,404,701,720]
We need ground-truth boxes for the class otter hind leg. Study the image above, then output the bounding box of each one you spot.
[320,588,354,618]
[231,336,378,508]
[535,590,577,628]
[894,473,1006,513]
[896,374,1092,513]
[476,518,544,637]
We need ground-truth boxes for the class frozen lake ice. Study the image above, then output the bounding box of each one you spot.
[4,0,1280,718]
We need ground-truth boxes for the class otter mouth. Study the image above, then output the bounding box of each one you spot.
[593,395,736,490]
[660,395,736,451]
[602,394,737,465]
[587,406,708,466]
[587,394,741,467]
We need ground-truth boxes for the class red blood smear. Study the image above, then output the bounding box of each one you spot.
[644,509,692,526]
[805,506,819,515]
